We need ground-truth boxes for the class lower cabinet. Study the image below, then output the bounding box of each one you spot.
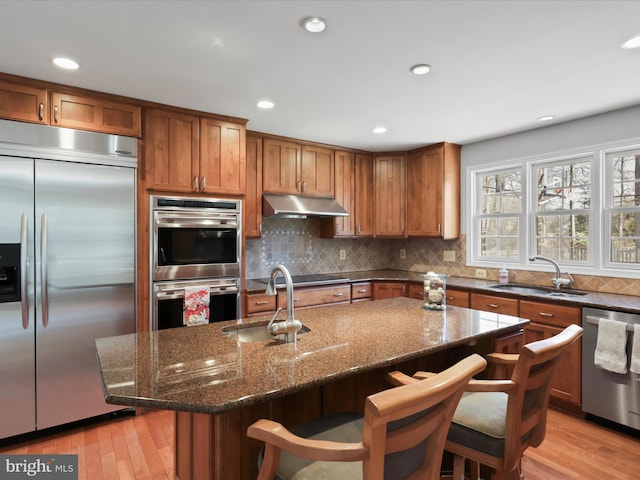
[470,293,519,316]
[277,284,351,310]
[351,282,372,302]
[245,292,276,317]
[445,288,470,308]
[373,281,407,300]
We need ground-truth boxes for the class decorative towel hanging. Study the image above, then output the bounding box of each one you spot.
[630,324,640,375]
[183,285,210,326]
[593,317,628,374]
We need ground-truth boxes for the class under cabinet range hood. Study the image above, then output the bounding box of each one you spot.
[262,194,348,218]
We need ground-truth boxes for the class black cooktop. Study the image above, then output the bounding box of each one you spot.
[254,274,349,286]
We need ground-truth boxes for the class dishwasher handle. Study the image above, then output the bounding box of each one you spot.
[586,315,636,332]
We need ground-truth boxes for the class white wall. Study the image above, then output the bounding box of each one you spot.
[460,104,640,233]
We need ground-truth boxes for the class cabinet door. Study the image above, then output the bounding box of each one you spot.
[407,146,443,237]
[0,80,48,124]
[300,145,334,197]
[331,150,355,237]
[373,282,406,300]
[406,143,460,239]
[525,322,581,405]
[51,92,141,137]
[355,153,374,237]
[262,139,301,194]
[245,135,263,238]
[144,109,199,192]
[374,154,406,237]
[199,118,246,195]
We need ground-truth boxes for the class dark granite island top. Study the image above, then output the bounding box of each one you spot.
[95,297,528,415]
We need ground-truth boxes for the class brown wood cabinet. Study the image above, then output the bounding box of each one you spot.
[470,293,519,316]
[354,153,374,237]
[374,154,406,237]
[245,292,276,316]
[406,142,460,239]
[245,134,263,238]
[321,150,355,237]
[277,284,351,310]
[199,118,246,195]
[0,80,48,124]
[51,92,141,137]
[407,282,424,300]
[144,108,200,192]
[445,288,470,308]
[519,300,582,407]
[373,281,407,300]
[262,139,334,197]
[351,282,372,302]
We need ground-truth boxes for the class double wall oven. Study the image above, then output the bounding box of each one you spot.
[150,195,242,330]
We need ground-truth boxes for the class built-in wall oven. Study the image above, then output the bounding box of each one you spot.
[150,195,242,330]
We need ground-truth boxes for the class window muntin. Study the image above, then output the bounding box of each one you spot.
[607,149,640,266]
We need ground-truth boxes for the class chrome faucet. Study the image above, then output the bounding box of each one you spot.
[529,255,574,289]
[265,264,302,343]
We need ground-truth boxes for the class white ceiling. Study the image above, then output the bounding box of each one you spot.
[2,0,640,152]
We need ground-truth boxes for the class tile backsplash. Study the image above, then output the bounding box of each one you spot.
[245,217,640,296]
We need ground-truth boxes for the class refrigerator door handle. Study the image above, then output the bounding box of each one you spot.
[40,213,49,327]
[20,213,29,330]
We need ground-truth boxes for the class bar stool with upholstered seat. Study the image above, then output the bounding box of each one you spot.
[247,353,487,480]
[389,324,583,480]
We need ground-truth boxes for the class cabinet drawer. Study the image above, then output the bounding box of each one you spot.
[245,293,276,315]
[278,284,351,309]
[470,293,519,316]
[445,288,470,308]
[407,282,424,300]
[351,282,372,300]
[519,300,580,328]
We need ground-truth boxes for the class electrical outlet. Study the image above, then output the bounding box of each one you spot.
[339,249,346,260]
[443,250,456,262]
[400,248,406,259]
[475,268,487,279]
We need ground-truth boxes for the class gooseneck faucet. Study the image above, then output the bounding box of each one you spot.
[529,255,574,289]
[265,264,302,343]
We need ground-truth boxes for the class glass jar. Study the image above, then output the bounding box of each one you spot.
[422,272,448,310]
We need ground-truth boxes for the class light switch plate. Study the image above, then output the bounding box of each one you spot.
[443,250,456,262]
[400,248,406,259]
[339,249,346,260]
[475,268,487,279]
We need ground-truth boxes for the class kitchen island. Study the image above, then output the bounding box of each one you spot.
[95,297,528,479]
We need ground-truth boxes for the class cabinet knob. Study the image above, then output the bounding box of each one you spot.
[254,301,268,305]
[487,303,500,309]
[357,289,368,293]
[201,176,207,191]
[297,180,302,192]
[53,105,59,123]
[38,103,44,121]
[302,181,307,192]
[193,176,199,192]
[539,312,554,318]
[333,293,344,297]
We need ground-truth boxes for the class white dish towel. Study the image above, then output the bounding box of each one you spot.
[593,317,628,374]
[630,324,640,375]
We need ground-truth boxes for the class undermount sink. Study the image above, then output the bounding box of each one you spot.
[488,283,587,296]
[222,320,311,343]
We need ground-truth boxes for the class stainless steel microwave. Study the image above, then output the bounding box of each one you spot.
[150,195,242,281]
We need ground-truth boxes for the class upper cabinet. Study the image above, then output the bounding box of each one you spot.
[245,134,263,239]
[263,139,334,197]
[144,108,200,192]
[144,109,247,195]
[0,79,141,136]
[320,151,373,238]
[374,154,406,237]
[199,118,246,195]
[0,80,48,124]
[406,142,460,239]
[51,92,141,137]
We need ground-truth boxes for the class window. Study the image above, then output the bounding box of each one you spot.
[468,139,640,278]
[532,157,591,263]
[476,169,523,260]
[606,147,640,269]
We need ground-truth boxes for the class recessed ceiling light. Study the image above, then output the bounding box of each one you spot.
[410,64,431,75]
[302,17,327,33]
[538,115,556,122]
[622,34,640,49]
[372,126,387,134]
[52,57,79,70]
[257,100,275,109]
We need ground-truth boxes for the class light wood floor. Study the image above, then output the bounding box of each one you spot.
[2,408,640,479]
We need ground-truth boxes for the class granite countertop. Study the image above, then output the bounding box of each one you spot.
[95,297,527,415]
[246,269,640,314]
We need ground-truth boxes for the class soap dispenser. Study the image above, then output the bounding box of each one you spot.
[499,267,509,284]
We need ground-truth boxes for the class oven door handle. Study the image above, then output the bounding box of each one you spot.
[156,284,239,300]
[155,215,238,228]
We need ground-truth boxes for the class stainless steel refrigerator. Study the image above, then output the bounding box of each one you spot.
[0,120,137,440]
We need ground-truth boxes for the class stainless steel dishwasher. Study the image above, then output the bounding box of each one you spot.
[582,307,640,430]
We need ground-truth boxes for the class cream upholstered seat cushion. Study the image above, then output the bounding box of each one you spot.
[447,391,508,458]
